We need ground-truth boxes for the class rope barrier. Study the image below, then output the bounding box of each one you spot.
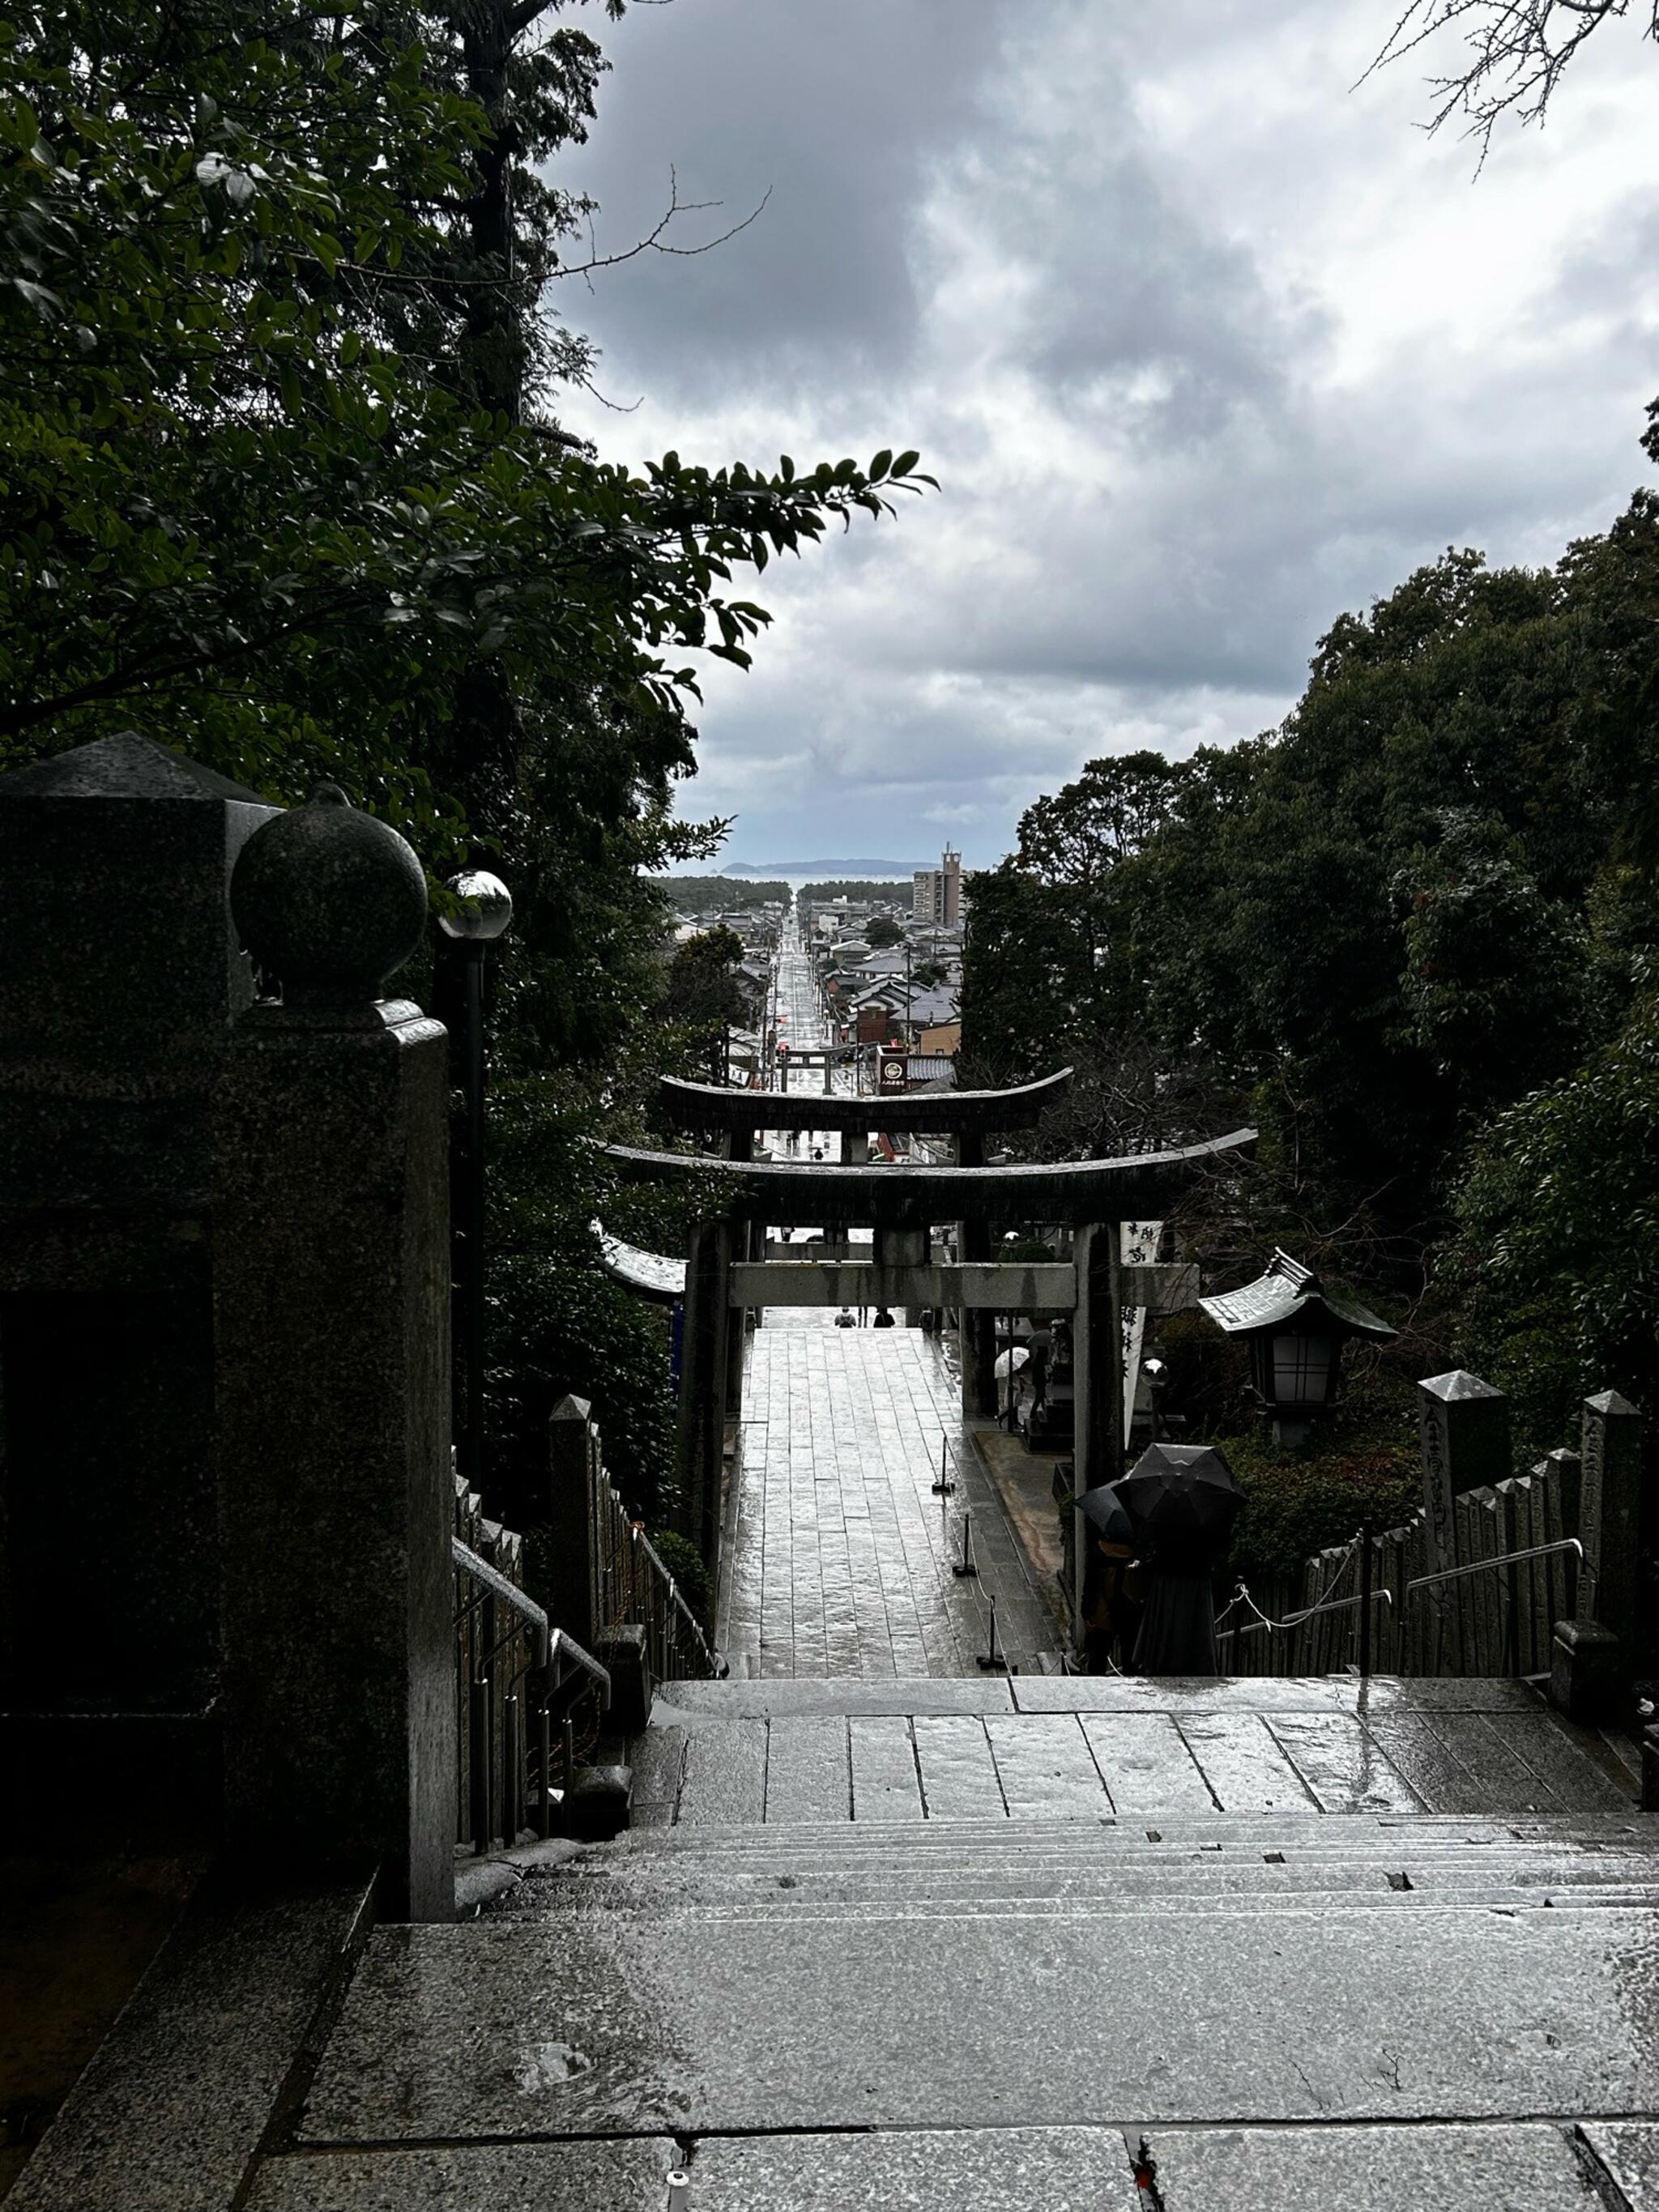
[1216,1534,1365,1643]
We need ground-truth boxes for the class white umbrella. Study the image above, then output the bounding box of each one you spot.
[992,1347,1030,1379]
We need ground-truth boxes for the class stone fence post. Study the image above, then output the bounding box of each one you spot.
[544,1393,653,1728]
[213,786,454,1922]
[1553,1389,1643,1721]
[544,1392,599,1650]
[1418,1370,1509,1672]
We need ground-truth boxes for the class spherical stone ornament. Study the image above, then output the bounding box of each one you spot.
[230,782,429,1006]
[438,868,513,943]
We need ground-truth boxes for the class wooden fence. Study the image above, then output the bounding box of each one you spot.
[1217,1449,1584,1678]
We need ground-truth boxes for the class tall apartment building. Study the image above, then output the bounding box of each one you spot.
[911,845,962,927]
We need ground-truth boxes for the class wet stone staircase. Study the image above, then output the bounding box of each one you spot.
[255,1677,1659,2210]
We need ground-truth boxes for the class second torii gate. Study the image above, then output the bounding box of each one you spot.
[659,1066,1076,1421]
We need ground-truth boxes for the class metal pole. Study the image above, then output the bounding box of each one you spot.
[503,1691,522,1844]
[536,1702,552,1839]
[468,1674,489,1852]
[977,1593,1007,1673]
[1358,1519,1373,1681]
[953,1511,978,1579]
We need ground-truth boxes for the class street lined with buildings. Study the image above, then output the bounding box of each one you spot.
[719,889,1063,1678]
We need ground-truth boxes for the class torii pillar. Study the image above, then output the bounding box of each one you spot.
[677,1215,733,1576]
[1070,1221,1125,1650]
[723,1128,753,1417]
[956,1127,997,1417]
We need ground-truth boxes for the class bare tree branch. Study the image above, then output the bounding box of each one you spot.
[555,166,772,283]
[1359,0,1659,168]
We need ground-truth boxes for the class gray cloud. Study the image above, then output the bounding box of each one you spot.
[550,0,1659,864]
[555,0,1011,394]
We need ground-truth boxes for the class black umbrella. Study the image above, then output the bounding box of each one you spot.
[1077,1481,1137,1545]
[1118,1443,1243,1552]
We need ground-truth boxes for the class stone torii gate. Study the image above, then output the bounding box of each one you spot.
[659,1065,1077,1428]
[607,1105,1255,1645]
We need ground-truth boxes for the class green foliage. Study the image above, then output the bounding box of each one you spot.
[661,926,748,1076]
[1447,983,1659,1453]
[0,3,933,1558]
[966,527,1659,1267]
[800,880,914,906]
[966,475,1659,1489]
[1214,1424,1420,1592]
[864,913,906,948]
[0,2,934,864]
[650,874,787,914]
[646,1528,713,1635]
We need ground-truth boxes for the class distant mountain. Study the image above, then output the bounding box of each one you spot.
[719,858,928,877]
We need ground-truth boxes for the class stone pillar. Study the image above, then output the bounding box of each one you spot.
[0,735,277,1753]
[544,1392,599,1647]
[1577,1389,1640,1643]
[723,1132,753,1415]
[214,786,454,1923]
[1071,1220,1124,1648]
[874,1221,927,1324]
[1553,1389,1644,1719]
[677,1217,733,1575]
[956,1130,996,1417]
[1418,1370,1509,1673]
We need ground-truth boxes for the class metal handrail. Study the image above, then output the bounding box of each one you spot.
[452,1534,549,1664]
[451,1534,612,1707]
[548,1625,612,1710]
[629,1522,722,1674]
[1405,1537,1582,1594]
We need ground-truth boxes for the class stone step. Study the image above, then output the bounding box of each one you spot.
[496,1883,1659,1923]
[599,1809,1657,1856]
[245,2118,1659,2212]
[298,1885,1659,2144]
[638,1698,1637,1826]
[509,1843,1659,1897]
[501,1866,1659,1917]
[653,1675,1549,1717]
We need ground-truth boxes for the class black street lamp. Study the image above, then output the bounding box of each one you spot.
[1198,1247,1395,1449]
[440,868,513,1497]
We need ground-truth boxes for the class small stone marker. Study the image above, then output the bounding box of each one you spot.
[1418,1371,1509,1664]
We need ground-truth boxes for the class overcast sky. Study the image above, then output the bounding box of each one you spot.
[549,0,1659,869]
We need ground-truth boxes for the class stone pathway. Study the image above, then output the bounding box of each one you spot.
[628,1673,1641,1827]
[719,1311,1061,1678]
[715,893,1062,1680]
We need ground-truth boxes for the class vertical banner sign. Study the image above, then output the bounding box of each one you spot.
[879,1047,908,1093]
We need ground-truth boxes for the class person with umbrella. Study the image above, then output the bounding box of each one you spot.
[993,1343,1030,1431]
[1094,1443,1244,1676]
[1077,1475,1143,1672]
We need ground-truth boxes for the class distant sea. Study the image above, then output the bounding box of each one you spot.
[717,858,927,878]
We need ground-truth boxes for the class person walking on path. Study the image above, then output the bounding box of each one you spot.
[1112,1443,1243,1677]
